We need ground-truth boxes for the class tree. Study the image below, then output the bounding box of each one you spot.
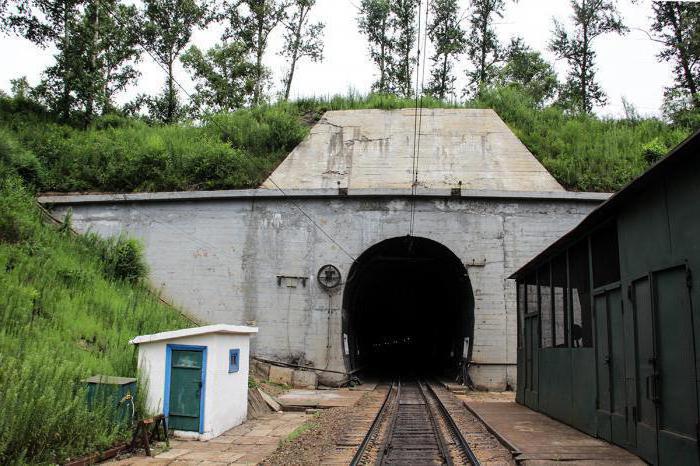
[549,0,627,113]
[143,0,209,123]
[280,0,324,101]
[650,1,700,113]
[464,0,507,97]
[224,0,288,105]
[388,0,419,97]
[181,42,256,113]
[3,0,84,120]
[426,0,465,100]
[497,37,558,106]
[358,0,393,93]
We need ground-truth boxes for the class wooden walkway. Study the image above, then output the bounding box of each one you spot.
[460,397,644,465]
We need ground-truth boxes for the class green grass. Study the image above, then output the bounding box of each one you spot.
[0,174,190,464]
[1,89,695,194]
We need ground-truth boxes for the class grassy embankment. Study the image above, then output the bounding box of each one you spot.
[0,144,191,463]
[1,88,694,195]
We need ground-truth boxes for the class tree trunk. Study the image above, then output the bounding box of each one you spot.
[380,17,386,93]
[86,0,100,125]
[61,0,71,122]
[440,52,449,100]
[167,58,175,123]
[671,4,700,109]
[254,11,265,105]
[284,6,306,101]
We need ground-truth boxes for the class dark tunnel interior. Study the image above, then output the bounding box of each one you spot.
[342,236,474,377]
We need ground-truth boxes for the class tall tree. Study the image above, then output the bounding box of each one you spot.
[497,37,558,106]
[358,0,393,93]
[464,0,507,97]
[143,0,209,123]
[224,0,288,105]
[280,0,324,101]
[426,0,465,100]
[3,0,84,120]
[549,0,627,113]
[388,0,419,97]
[650,1,700,111]
[181,42,256,112]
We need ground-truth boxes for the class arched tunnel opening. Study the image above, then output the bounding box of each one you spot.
[342,236,474,378]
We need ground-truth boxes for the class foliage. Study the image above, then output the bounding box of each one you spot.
[357,0,393,93]
[650,1,700,121]
[426,0,466,100]
[279,0,324,101]
[0,158,189,463]
[549,0,628,113]
[464,0,507,97]
[497,37,559,107]
[181,42,257,114]
[470,86,690,191]
[143,0,210,123]
[223,0,289,105]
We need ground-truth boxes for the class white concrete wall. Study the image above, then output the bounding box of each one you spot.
[135,333,250,440]
[55,193,605,390]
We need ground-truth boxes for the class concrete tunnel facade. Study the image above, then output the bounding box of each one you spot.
[40,109,609,389]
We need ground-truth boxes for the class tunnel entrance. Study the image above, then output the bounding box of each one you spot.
[342,236,474,377]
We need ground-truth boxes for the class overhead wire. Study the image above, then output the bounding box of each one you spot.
[99,1,358,263]
[409,0,430,237]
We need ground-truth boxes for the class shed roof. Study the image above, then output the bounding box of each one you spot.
[510,128,700,280]
[262,108,564,192]
[130,324,258,345]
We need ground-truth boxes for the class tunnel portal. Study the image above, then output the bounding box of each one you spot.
[342,236,474,377]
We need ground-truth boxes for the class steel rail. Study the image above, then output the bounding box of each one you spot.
[349,380,398,466]
[424,380,481,466]
[417,380,454,466]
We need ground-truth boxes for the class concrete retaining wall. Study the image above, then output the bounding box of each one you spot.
[43,190,607,389]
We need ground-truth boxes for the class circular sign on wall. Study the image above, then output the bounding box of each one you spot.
[317,264,342,290]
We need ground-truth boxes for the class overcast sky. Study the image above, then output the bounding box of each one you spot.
[0,0,677,118]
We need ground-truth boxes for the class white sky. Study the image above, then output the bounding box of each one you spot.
[0,0,676,118]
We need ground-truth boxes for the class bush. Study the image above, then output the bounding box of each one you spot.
[101,236,149,283]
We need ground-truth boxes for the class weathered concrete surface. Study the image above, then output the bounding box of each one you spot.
[44,192,606,389]
[262,109,565,192]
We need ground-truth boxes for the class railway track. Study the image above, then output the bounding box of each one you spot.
[350,379,480,465]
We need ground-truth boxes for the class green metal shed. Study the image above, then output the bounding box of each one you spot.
[510,129,700,465]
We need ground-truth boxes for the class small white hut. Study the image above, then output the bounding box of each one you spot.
[130,324,258,440]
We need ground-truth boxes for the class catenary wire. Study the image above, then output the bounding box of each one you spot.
[100,2,358,263]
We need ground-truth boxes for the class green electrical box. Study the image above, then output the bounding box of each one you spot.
[83,375,137,424]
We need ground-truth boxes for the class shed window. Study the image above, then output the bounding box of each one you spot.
[591,223,620,288]
[228,349,240,373]
[569,243,593,348]
[526,275,537,315]
[552,255,568,347]
[539,264,553,348]
[517,282,525,349]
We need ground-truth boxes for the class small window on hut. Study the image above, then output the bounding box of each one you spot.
[552,255,568,347]
[539,264,553,348]
[591,223,621,288]
[569,243,593,348]
[229,349,240,373]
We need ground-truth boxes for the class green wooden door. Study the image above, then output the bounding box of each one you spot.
[654,266,698,465]
[632,275,658,464]
[595,292,612,441]
[168,349,204,432]
[524,315,539,408]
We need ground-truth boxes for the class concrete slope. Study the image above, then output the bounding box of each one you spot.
[261,108,564,191]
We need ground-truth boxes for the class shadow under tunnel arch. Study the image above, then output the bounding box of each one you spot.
[342,236,475,378]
